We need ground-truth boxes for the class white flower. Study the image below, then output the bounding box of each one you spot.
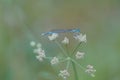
[36,43,42,48]
[36,54,45,61]
[36,51,46,61]
[50,57,59,65]
[30,41,36,47]
[33,48,42,53]
[35,48,46,61]
[62,37,69,44]
[75,51,85,59]
[85,65,96,77]
[48,33,58,41]
[59,69,70,79]
[74,33,87,43]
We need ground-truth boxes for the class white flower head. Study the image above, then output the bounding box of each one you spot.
[30,41,36,47]
[48,33,58,41]
[36,52,46,61]
[62,37,69,44]
[85,65,96,77]
[75,51,85,59]
[50,57,59,65]
[35,49,46,62]
[59,69,70,79]
[74,33,87,43]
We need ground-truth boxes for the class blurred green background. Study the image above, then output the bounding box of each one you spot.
[0,0,120,80]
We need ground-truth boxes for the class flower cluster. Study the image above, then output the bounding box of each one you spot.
[74,33,87,43]
[48,33,58,41]
[30,30,96,80]
[62,37,69,44]
[59,69,70,79]
[75,51,85,59]
[85,65,96,77]
[50,57,59,65]
[30,41,46,61]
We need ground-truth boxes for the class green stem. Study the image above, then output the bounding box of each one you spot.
[66,44,70,56]
[71,42,82,56]
[72,61,79,80]
[66,60,70,70]
[55,40,68,57]
[71,59,86,70]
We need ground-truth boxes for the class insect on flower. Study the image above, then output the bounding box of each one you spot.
[30,28,96,80]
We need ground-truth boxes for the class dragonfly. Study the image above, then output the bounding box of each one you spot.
[41,29,80,36]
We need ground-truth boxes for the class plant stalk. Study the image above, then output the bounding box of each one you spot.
[72,61,79,80]
[71,42,82,56]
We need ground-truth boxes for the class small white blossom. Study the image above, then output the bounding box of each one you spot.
[34,48,46,61]
[59,69,70,79]
[48,33,58,41]
[85,65,96,77]
[74,34,87,43]
[62,37,69,44]
[75,51,85,59]
[36,43,42,48]
[30,41,36,47]
[36,55,44,61]
[36,51,46,61]
[33,48,42,53]
[37,49,45,55]
[50,57,59,65]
